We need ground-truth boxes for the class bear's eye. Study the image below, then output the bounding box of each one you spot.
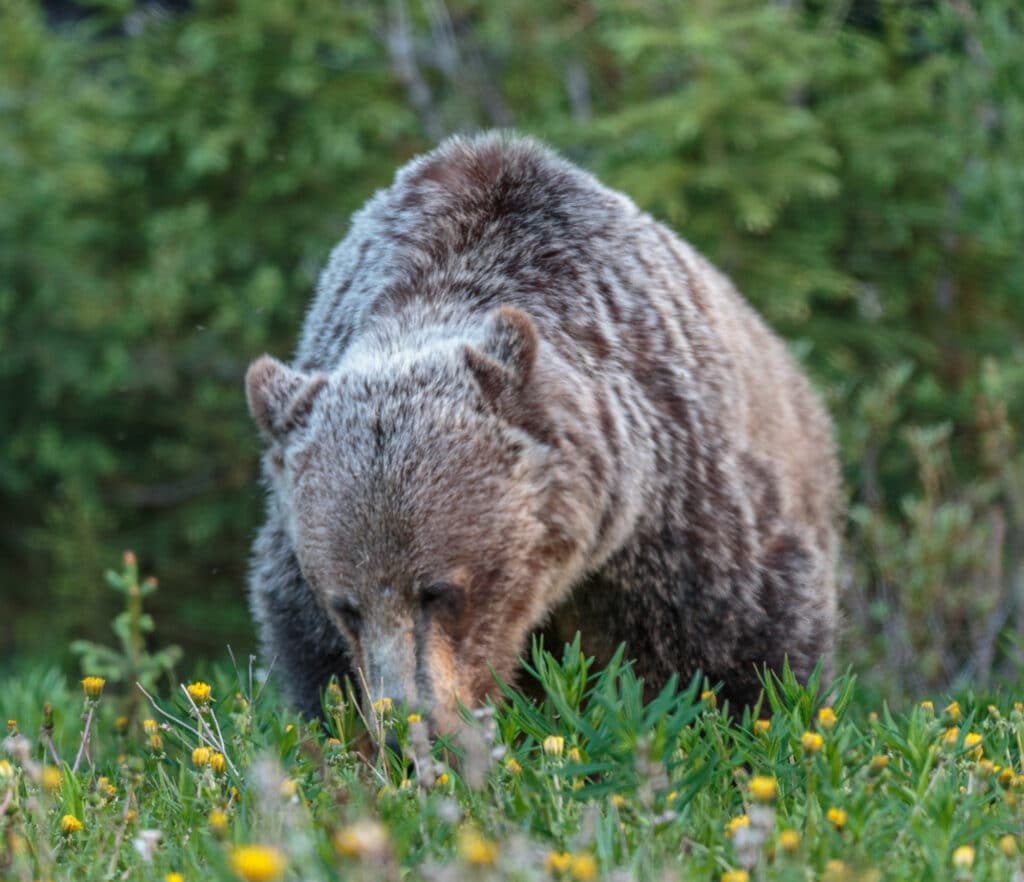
[421,581,463,618]
[331,596,362,631]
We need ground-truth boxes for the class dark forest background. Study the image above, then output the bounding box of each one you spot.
[2,0,1022,704]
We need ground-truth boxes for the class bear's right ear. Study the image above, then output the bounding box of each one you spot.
[245,355,327,443]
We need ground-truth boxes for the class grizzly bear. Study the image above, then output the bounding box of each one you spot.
[245,132,840,732]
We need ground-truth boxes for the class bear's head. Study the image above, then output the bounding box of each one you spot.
[245,307,585,733]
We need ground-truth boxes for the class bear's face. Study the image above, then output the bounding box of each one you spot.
[247,308,577,732]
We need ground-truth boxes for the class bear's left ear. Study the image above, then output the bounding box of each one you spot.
[464,306,538,405]
[245,355,327,444]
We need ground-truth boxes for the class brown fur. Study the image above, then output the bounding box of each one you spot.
[245,133,841,729]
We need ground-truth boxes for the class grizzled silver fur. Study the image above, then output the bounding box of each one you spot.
[245,132,840,731]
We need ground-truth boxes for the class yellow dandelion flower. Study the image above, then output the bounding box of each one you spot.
[1000,767,1016,789]
[210,752,227,774]
[941,726,960,747]
[701,690,717,709]
[143,719,158,736]
[827,807,847,829]
[725,815,750,838]
[952,845,975,869]
[1015,702,1024,715]
[567,747,581,763]
[920,700,934,715]
[373,697,393,716]
[0,760,13,783]
[666,790,678,802]
[435,773,449,786]
[280,779,298,799]
[989,704,1001,719]
[125,809,136,824]
[611,794,625,809]
[817,707,837,731]
[753,719,771,735]
[801,731,824,754]
[407,713,421,724]
[97,776,115,798]
[6,720,15,730]
[333,819,388,859]
[505,758,522,775]
[230,844,286,882]
[721,872,749,882]
[115,716,129,732]
[749,775,777,803]
[543,735,565,758]
[192,747,211,768]
[81,677,106,699]
[778,829,800,853]
[869,754,889,774]
[545,851,572,873]
[1000,834,1018,857]
[823,859,850,881]
[41,765,62,793]
[570,853,598,881]
[945,701,962,722]
[977,759,995,777]
[166,874,185,882]
[186,682,213,706]
[456,828,497,866]
[964,732,983,759]
[61,815,83,834]
[148,733,164,752]
[209,810,229,836]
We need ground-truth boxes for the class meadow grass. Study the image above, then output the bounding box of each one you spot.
[2,558,1024,882]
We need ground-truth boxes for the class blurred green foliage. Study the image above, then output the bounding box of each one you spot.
[1,0,1021,701]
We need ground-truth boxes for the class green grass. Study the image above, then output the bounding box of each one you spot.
[3,560,1024,881]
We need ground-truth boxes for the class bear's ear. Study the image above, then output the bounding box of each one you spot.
[245,355,327,443]
[464,306,538,405]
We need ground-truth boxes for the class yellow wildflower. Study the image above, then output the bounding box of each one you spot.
[456,828,497,866]
[61,815,83,834]
[952,845,975,869]
[0,760,13,783]
[192,747,211,768]
[166,875,185,882]
[567,747,581,763]
[280,779,298,799]
[701,690,717,709]
[333,819,388,859]
[505,758,522,775]
[1000,767,1016,789]
[817,707,837,731]
[210,752,227,774]
[753,719,771,735]
[570,853,598,881]
[801,731,824,754]
[963,732,983,759]
[827,807,847,829]
[749,775,777,803]
[869,754,889,774]
[143,719,158,736]
[920,700,934,715]
[230,844,286,882]
[999,835,1018,857]
[96,776,115,798]
[545,851,572,873]
[543,735,565,758]
[942,727,960,747]
[115,716,129,732]
[725,815,750,838]
[435,773,449,786]
[81,677,106,699]
[945,701,962,722]
[373,697,392,716]
[148,733,164,752]
[186,682,213,706]
[5,720,15,730]
[407,713,421,724]
[823,859,850,881]
[721,872,749,882]
[209,810,229,836]
[610,794,625,809]
[41,766,62,793]
[778,829,800,853]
